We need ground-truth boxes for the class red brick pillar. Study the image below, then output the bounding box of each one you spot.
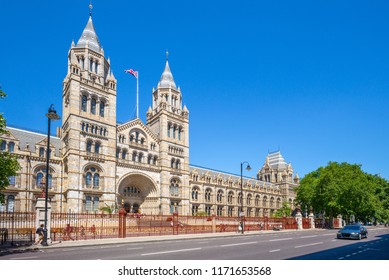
[118,208,127,238]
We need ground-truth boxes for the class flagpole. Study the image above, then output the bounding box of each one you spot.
[136,71,139,119]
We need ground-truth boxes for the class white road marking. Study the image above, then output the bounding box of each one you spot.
[220,241,257,247]
[11,256,38,260]
[269,238,293,242]
[141,247,202,256]
[126,247,144,250]
[100,245,122,249]
[299,235,318,239]
[322,233,336,236]
[269,249,280,252]
[294,242,323,248]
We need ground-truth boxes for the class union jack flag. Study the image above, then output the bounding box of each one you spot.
[124,69,138,78]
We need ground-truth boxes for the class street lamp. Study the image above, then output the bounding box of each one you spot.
[41,105,60,246]
[240,161,251,234]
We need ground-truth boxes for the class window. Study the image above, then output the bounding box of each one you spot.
[246,194,252,206]
[36,173,44,187]
[170,178,179,196]
[39,147,45,157]
[81,95,87,112]
[9,176,16,186]
[7,195,15,212]
[8,142,15,152]
[100,101,105,117]
[178,128,181,140]
[192,205,199,216]
[85,167,100,189]
[238,192,243,205]
[228,192,234,204]
[85,196,99,212]
[93,174,100,188]
[0,141,6,151]
[121,149,127,160]
[86,140,92,153]
[192,187,199,200]
[116,148,120,158]
[228,206,233,217]
[86,172,92,186]
[217,206,223,216]
[94,142,100,154]
[217,190,223,203]
[205,189,212,202]
[167,124,171,137]
[205,205,212,215]
[91,98,96,114]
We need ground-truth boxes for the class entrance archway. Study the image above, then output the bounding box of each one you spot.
[117,173,158,214]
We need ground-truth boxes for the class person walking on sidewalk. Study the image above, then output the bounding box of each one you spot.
[34,224,44,245]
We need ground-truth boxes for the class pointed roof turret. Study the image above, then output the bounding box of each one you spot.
[76,15,101,53]
[158,54,177,89]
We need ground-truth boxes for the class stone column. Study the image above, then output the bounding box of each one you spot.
[295,209,303,230]
[35,196,52,242]
[337,214,343,228]
[309,212,315,229]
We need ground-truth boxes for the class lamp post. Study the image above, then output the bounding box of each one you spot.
[41,105,60,246]
[240,161,251,234]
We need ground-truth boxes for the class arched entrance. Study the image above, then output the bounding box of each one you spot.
[117,173,158,214]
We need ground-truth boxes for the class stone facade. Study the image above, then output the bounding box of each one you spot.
[0,14,299,216]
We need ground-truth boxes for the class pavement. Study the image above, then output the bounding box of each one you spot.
[0,228,306,255]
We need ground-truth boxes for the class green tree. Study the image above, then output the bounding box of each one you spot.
[0,87,21,203]
[273,202,292,218]
[296,162,387,224]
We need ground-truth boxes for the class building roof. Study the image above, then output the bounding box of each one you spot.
[7,127,61,157]
[267,150,287,171]
[76,16,101,53]
[158,61,177,90]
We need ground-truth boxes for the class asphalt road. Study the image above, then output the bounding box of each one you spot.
[2,227,389,260]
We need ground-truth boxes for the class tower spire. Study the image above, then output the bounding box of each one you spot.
[89,1,93,17]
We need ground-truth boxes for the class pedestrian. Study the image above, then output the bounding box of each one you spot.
[90,224,96,239]
[34,224,44,245]
[64,223,74,241]
[80,225,86,239]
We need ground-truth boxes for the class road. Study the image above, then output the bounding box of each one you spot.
[1,227,389,260]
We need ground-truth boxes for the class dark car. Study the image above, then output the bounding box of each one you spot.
[337,224,368,240]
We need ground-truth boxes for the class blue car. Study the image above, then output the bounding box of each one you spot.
[337,224,368,240]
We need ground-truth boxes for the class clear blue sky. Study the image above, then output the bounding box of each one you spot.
[1,0,388,180]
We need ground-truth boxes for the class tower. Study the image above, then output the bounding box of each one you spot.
[146,56,190,214]
[61,11,117,212]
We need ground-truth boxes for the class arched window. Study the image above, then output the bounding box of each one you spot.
[86,140,92,153]
[81,95,87,112]
[47,174,52,188]
[85,172,92,186]
[85,196,99,212]
[167,123,171,137]
[36,173,44,187]
[255,195,260,206]
[91,98,96,114]
[217,190,223,203]
[8,176,16,186]
[171,158,175,169]
[100,101,105,117]
[175,159,180,169]
[8,142,15,152]
[172,126,176,138]
[178,128,181,140]
[85,167,100,189]
[93,173,100,188]
[0,140,6,151]
[7,195,15,212]
[39,147,45,157]
[205,189,212,202]
[191,187,199,200]
[238,192,243,205]
[94,142,100,154]
[138,152,143,163]
[132,151,137,161]
[169,178,179,196]
[228,191,234,204]
[122,149,127,160]
[246,194,252,206]
[116,148,120,158]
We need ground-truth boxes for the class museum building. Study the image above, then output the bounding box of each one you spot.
[0,12,299,216]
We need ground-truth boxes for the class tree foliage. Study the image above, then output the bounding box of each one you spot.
[296,162,389,223]
[272,202,292,218]
[0,88,21,203]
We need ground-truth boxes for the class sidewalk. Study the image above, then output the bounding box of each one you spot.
[1,229,306,254]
